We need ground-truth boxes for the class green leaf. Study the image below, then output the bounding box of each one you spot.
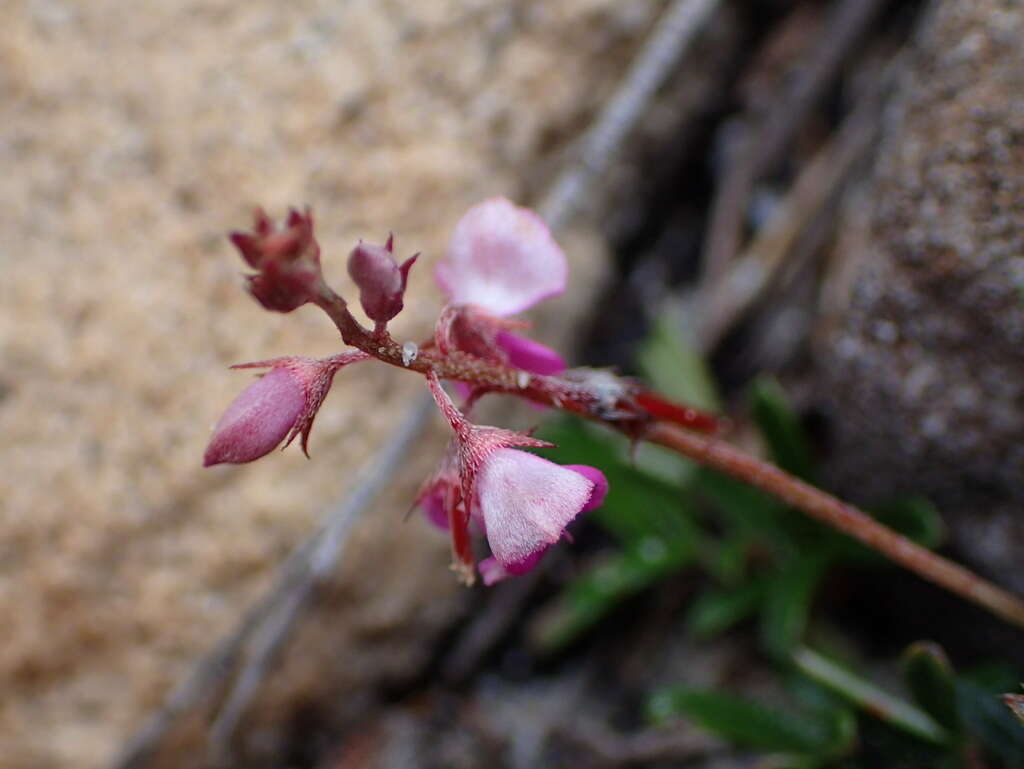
[902,642,960,732]
[871,497,945,550]
[648,687,840,754]
[637,310,721,412]
[529,538,694,652]
[792,646,950,746]
[749,377,815,482]
[760,555,828,658]
[693,467,793,551]
[687,582,765,639]
[955,678,1024,763]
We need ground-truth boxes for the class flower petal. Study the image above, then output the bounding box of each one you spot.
[564,465,609,512]
[476,448,593,569]
[419,488,449,529]
[496,331,566,375]
[478,550,545,585]
[435,198,567,316]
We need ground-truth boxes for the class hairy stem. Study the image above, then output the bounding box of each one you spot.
[645,421,1024,630]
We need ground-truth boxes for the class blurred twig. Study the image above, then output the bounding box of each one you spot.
[700,0,888,284]
[108,399,433,769]
[694,53,901,351]
[206,397,433,757]
[540,0,720,232]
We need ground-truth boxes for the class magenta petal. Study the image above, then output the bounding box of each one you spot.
[564,465,609,512]
[420,490,449,530]
[502,548,545,576]
[496,331,566,376]
[476,448,593,570]
[436,198,568,317]
[451,381,473,401]
[203,367,304,466]
[478,550,546,585]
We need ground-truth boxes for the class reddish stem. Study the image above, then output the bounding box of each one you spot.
[644,421,1024,630]
[310,280,1024,629]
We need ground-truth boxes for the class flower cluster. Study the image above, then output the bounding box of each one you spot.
[206,197,717,585]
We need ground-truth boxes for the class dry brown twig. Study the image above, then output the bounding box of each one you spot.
[694,52,903,351]
[700,0,889,285]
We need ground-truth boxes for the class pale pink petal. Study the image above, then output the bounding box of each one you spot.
[496,331,566,375]
[436,198,567,316]
[564,465,609,512]
[476,448,594,570]
[478,557,511,585]
[203,367,304,466]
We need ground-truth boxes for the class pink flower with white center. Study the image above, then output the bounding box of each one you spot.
[433,198,568,377]
[203,351,369,466]
[424,372,608,584]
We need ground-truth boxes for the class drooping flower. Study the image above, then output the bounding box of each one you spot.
[347,235,418,330]
[203,352,369,466]
[423,372,607,584]
[433,198,568,378]
[229,208,324,313]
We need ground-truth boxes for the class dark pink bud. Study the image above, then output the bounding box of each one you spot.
[228,207,323,313]
[204,352,368,466]
[347,237,418,327]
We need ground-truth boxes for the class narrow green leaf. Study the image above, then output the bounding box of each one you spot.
[749,377,815,482]
[637,310,721,412]
[529,538,694,652]
[760,555,828,658]
[648,687,834,754]
[902,642,960,732]
[792,646,950,746]
[871,497,945,550]
[687,582,765,639]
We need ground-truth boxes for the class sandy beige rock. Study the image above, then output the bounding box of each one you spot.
[0,1,674,766]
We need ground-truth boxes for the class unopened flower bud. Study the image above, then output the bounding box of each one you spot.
[203,352,368,466]
[347,235,418,327]
[229,208,323,313]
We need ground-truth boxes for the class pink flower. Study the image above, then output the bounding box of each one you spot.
[477,461,608,585]
[203,352,368,466]
[347,235,418,330]
[423,372,608,584]
[229,208,324,313]
[435,197,568,317]
[475,448,595,573]
[433,198,568,378]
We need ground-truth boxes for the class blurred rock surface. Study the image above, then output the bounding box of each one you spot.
[817,0,1024,590]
